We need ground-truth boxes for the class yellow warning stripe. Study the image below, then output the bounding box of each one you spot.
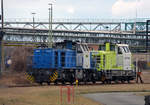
[50,76,54,81]
[50,71,58,82]
[24,72,35,82]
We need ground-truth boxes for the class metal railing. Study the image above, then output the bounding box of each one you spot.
[4,18,150,23]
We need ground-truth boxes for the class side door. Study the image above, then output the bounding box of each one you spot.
[116,46,124,68]
[122,46,132,70]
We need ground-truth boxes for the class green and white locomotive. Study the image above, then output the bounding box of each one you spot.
[92,43,136,83]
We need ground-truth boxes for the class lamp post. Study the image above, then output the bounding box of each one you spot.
[31,12,36,42]
[31,12,36,29]
[1,0,3,30]
[0,0,4,76]
[48,3,53,48]
[134,0,139,34]
[146,20,150,52]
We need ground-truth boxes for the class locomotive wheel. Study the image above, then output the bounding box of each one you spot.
[101,75,106,83]
[121,80,125,83]
[78,81,80,85]
[92,80,96,84]
[69,73,74,85]
[107,80,111,84]
[102,81,105,84]
[47,82,50,85]
[70,81,73,85]
[62,80,66,85]
[115,79,119,84]
[83,78,87,85]
[127,80,130,83]
[54,81,58,85]
[39,82,43,85]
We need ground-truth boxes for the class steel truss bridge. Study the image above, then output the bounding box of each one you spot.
[2,18,150,52]
[4,18,149,32]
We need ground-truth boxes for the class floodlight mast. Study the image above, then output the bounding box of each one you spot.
[48,3,53,48]
[0,0,4,76]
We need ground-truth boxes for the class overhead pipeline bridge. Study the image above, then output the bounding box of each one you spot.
[2,18,150,51]
[4,18,149,32]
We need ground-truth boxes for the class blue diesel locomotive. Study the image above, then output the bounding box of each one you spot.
[27,40,98,85]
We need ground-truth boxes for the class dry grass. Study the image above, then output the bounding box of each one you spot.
[0,72,31,86]
[0,86,102,105]
[135,92,150,96]
[1,84,150,105]
[142,71,150,83]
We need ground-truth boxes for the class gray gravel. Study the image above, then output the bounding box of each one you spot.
[84,92,145,105]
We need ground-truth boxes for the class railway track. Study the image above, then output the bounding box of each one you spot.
[7,81,146,88]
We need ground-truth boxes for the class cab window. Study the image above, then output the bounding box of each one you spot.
[118,47,122,54]
[122,46,130,53]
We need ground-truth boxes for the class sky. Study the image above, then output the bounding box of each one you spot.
[1,0,150,20]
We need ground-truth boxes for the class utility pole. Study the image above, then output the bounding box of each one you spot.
[1,0,3,30]
[48,3,53,48]
[0,0,4,76]
[31,12,36,29]
[146,20,150,52]
[31,12,36,42]
[134,0,138,34]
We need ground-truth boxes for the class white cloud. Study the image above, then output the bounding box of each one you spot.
[5,0,150,19]
[3,0,113,19]
[67,6,75,14]
[112,0,150,18]
[112,0,137,18]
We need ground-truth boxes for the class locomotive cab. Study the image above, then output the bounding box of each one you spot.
[95,43,136,83]
[76,42,96,69]
[99,43,132,71]
[116,44,132,70]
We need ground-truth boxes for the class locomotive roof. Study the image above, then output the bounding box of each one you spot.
[116,44,129,46]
